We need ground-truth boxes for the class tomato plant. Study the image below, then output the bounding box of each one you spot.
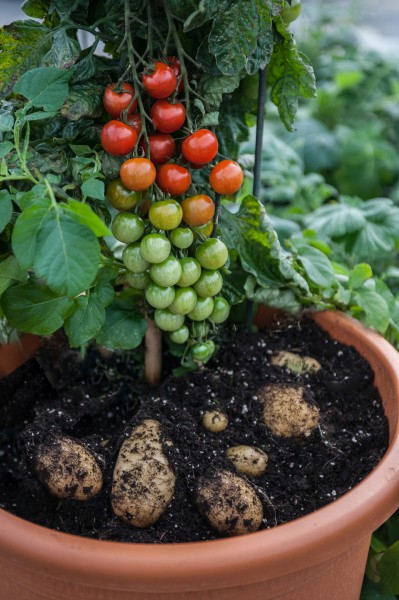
[145,282,175,309]
[181,195,215,227]
[101,121,138,156]
[120,157,156,191]
[140,234,171,264]
[150,100,186,133]
[195,239,229,270]
[111,213,145,244]
[150,256,182,287]
[156,164,191,196]
[210,160,244,195]
[170,227,194,249]
[106,179,142,211]
[149,200,183,231]
[142,61,177,99]
[143,134,175,165]
[168,287,198,315]
[182,129,219,165]
[103,83,137,118]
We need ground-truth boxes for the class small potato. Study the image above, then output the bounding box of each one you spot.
[195,470,263,536]
[202,409,228,432]
[34,436,103,500]
[271,351,321,374]
[260,384,320,438]
[111,419,176,528]
[226,445,268,477]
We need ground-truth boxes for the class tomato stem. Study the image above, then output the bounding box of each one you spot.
[166,11,193,131]
[211,193,221,238]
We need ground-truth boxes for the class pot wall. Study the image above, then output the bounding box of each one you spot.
[0,313,399,600]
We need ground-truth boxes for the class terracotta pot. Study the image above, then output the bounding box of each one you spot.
[1,312,399,600]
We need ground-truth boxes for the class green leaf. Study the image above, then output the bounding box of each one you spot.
[0,190,13,234]
[14,67,72,111]
[349,264,373,290]
[81,177,105,201]
[64,294,105,347]
[42,30,81,70]
[247,282,300,312]
[22,0,51,18]
[0,111,14,132]
[246,0,274,74]
[2,280,71,335]
[0,256,27,298]
[295,244,336,288]
[96,297,147,350]
[353,288,390,334]
[24,110,58,121]
[62,199,110,237]
[60,83,103,121]
[304,203,366,239]
[379,542,399,594]
[361,580,396,600]
[198,73,241,109]
[12,200,51,269]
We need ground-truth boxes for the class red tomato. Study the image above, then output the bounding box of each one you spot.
[181,194,215,227]
[141,133,176,165]
[156,164,191,196]
[103,83,137,118]
[181,129,218,165]
[100,120,138,156]
[166,56,184,92]
[142,62,177,99]
[127,113,142,135]
[210,160,244,194]
[150,100,186,133]
[120,157,156,191]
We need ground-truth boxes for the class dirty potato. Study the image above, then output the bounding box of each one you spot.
[226,445,268,477]
[260,384,320,438]
[34,436,103,500]
[111,419,176,528]
[202,409,229,432]
[271,351,321,374]
[195,470,263,536]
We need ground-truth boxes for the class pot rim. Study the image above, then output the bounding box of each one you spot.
[1,311,399,592]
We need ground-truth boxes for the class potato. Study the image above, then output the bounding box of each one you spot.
[226,445,268,477]
[111,419,176,528]
[260,384,320,438]
[271,350,321,374]
[202,409,228,432]
[195,470,263,536]
[34,436,103,500]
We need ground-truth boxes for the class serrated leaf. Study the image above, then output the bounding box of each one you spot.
[2,280,71,335]
[62,199,110,236]
[349,264,373,290]
[64,294,105,347]
[42,30,81,70]
[0,190,13,234]
[14,67,72,111]
[60,82,103,121]
[198,73,241,109]
[81,177,105,201]
[246,0,274,74]
[0,256,27,297]
[296,245,336,288]
[96,297,147,350]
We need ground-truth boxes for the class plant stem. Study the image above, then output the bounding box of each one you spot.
[211,193,221,238]
[166,10,193,130]
[145,317,162,385]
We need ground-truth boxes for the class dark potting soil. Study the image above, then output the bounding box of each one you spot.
[0,318,389,543]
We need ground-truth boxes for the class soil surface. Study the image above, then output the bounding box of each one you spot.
[0,317,389,543]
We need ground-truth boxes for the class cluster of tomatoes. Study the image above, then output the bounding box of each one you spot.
[101,58,244,362]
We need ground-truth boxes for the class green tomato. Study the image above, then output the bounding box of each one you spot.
[210,296,230,324]
[193,269,223,298]
[169,325,190,344]
[150,256,182,287]
[191,340,215,363]
[125,271,151,290]
[107,178,142,211]
[145,282,175,309]
[195,238,228,270]
[123,242,150,273]
[140,233,171,264]
[281,0,301,24]
[149,200,183,231]
[154,308,185,332]
[191,321,210,338]
[170,227,194,249]
[188,296,214,321]
[112,212,145,244]
[169,287,197,315]
[177,257,201,287]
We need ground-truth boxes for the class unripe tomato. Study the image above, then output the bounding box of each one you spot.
[103,82,137,117]
[195,238,228,270]
[193,269,223,297]
[156,164,191,196]
[142,134,175,165]
[145,282,175,309]
[149,199,183,231]
[120,157,156,191]
[191,340,215,362]
[210,296,230,324]
[169,324,190,344]
[142,61,177,99]
[188,296,214,321]
[101,120,137,156]
[150,256,182,287]
[181,129,218,165]
[281,0,301,24]
[169,287,197,315]
[106,178,142,210]
[150,100,186,133]
[126,271,150,290]
[166,56,184,92]
[127,113,142,135]
[123,242,150,273]
[154,308,185,332]
[140,233,171,264]
[193,221,213,239]
[181,195,215,227]
[111,212,145,244]
[210,160,244,195]
[177,257,201,287]
[170,227,194,249]
[191,321,209,338]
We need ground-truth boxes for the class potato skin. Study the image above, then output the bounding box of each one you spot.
[226,445,268,477]
[260,384,320,438]
[271,350,321,374]
[195,470,263,536]
[202,409,229,432]
[111,419,176,528]
[34,437,103,500]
